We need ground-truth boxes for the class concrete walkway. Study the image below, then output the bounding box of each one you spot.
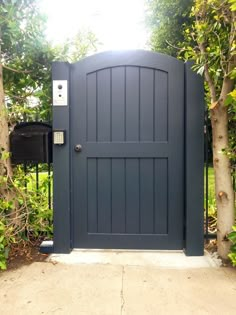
[0,251,236,315]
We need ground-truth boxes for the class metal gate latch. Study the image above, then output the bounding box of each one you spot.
[74,144,82,152]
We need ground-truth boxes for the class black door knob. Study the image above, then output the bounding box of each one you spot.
[74,144,82,152]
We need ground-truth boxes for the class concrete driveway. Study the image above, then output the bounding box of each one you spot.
[0,250,236,315]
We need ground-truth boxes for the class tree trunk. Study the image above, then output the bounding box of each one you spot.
[0,23,12,179]
[0,63,12,178]
[211,101,235,260]
[0,63,22,228]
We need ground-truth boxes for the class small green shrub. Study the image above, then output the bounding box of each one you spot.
[0,166,53,270]
[228,226,236,267]
[204,166,216,211]
[0,222,10,270]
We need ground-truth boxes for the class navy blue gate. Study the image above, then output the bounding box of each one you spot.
[51,50,204,255]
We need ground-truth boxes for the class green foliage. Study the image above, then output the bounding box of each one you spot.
[228,226,236,266]
[229,0,236,12]
[0,166,53,270]
[204,166,215,206]
[0,221,12,270]
[14,167,53,237]
[181,0,236,182]
[0,0,53,122]
[1,0,99,124]
[181,0,235,93]
[224,89,236,173]
[204,166,217,232]
[52,31,99,63]
[145,0,193,56]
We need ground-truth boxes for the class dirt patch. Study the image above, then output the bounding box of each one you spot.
[4,240,48,271]
[205,239,234,267]
[205,239,217,254]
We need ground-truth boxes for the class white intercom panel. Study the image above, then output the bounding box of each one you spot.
[53,80,68,106]
[53,130,65,145]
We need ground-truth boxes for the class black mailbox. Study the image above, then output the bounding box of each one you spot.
[10,122,52,164]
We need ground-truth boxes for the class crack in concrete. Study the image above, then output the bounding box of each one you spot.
[120,266,125,315]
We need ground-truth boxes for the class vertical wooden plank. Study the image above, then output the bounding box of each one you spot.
[140,159,154,233]
[111,67,125,142]
[87,72,97,142]
[155,71,168,142]
[140,68,154,141]
[87,158,97,233]
[126,159,140,233]
[97,69,111,142]
[97,158,111,233]
[185,61,204,256]
[154,159,168,234]
[126,67,139,141]
[167,58,184,249]
[111,159,126,233]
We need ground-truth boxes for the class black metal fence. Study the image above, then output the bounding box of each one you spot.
[23,162,52,210]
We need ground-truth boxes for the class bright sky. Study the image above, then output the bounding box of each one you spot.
[40,0,148,51]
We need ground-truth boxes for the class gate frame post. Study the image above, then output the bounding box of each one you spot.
[52,62,71,253]
[184,61,204,256]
